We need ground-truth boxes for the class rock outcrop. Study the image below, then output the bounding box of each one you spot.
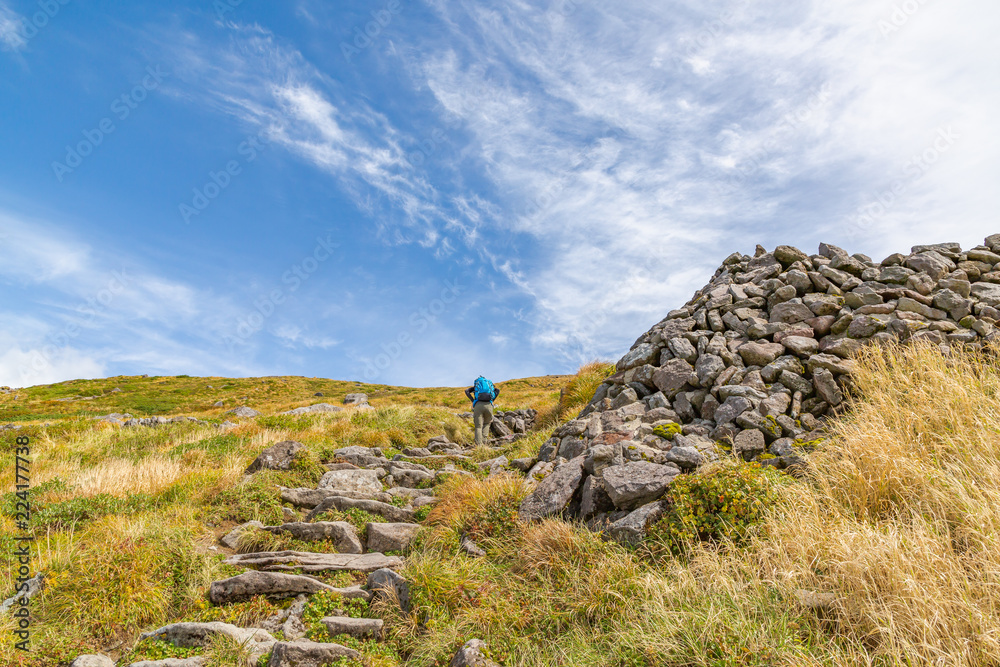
[521,237,1000,537]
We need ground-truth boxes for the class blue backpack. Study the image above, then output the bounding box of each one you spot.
[473,376,495,404]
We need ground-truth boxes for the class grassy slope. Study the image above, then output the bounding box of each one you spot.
[4,346,1000,666]
[0,374,572,424]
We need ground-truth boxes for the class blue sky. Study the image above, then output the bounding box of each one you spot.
[1,0,998,388]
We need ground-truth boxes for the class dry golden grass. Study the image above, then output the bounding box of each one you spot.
[537,360,615,427]
[741,342,1000,665]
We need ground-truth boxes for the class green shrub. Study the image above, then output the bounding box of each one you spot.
[646,463,787,556]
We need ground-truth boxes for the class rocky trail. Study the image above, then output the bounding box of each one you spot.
[58,396,534,666]
[18,234,1000,666]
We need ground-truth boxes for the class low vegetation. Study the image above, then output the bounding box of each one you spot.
[2,345,999,665]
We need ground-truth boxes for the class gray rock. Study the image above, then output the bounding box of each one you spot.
[366,523,421,553]
[225,550,402,574]
[714,396,752,425]
[770,302,814,323]
[318,469,383,496]
[450,638,501,667]
[128,659,207,667]
[368,568,410,612]
[518,457,586,521]
[306,496,414,524]
[322,616,383,639]
[344,393,369,405]
[227,406,261,418]
[733,429,766,460]
[663,445,703,469]
[71,657,116,667]
[738,341,785,366]
[601,461,680,509]
[904,251,954,279]
[971,282,1000,307]
[652,359,697,397]
[279,403,344,416]
[245,441,307,474]
[781,335,819,357]
[220,520,264,550]
[603,500,667,546]
[812,368,844,407]
[139,622,275,660]
[268,639,360,665]
[208,571,360,605]
[617,343,660,371]
[263,522,363,554]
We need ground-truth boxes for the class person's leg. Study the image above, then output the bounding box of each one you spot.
[483,403,494,442]
[473,402,486,446]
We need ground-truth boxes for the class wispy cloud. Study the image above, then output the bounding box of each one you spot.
[0,2,26,52]
[402,0,1000,364]
[0,211,262,386]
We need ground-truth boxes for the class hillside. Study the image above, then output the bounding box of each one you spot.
[3,236,1000,666]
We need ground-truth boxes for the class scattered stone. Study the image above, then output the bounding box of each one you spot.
[322,616,383,639]
[367,568,411,612]
[366,523,421,553]
[70,657,115,667]
[344,393,369,405]
[220,521,264,550]
[318,469,383,496]
[450,638,501,667]
[138,622,275,660]
[245,441,307,474]
[226,406,261,418]
[267,639,360,665]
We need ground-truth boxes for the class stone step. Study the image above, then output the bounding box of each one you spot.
[305,496,414,523]
[208,570,369,605]
[321,615,384,639]
[224,550,404,574]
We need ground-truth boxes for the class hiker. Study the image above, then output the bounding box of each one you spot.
[465,376,500,446]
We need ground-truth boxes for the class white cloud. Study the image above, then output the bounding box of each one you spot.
[0,2,26,52]
[0,210,267,387]
[405,0,1000,363]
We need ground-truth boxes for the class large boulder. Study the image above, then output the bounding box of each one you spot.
[601,461,680,510]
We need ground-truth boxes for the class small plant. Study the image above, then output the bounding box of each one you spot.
[646,463,787,556]
[652,422,683,440]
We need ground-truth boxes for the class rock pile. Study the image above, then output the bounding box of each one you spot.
[520,237,1000,544]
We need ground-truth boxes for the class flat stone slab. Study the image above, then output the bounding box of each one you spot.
[263,521,362,554]
[365,523,421,553]
[71,658,116,667]
[322,616,384,638]
[138,622,275,660]
[128,659,207,667]
[280,487,393,507]
[268,639,360,666]
[318,468,384,495]
[208,571,368,605]
[305,495,414,523]
[224,550,404,574]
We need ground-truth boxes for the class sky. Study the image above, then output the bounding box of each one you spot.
[1,0,998,389]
